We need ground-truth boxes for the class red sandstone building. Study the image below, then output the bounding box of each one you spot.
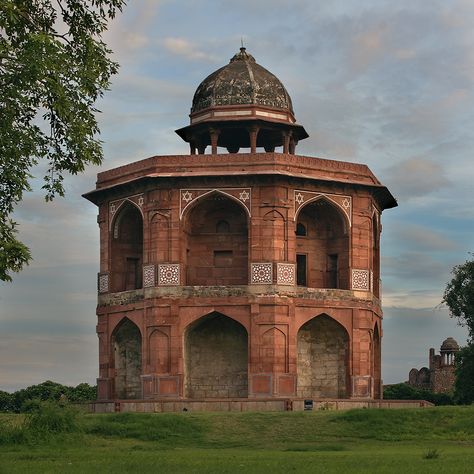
[84,48,397,405]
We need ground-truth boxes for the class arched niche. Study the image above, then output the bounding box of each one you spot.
[149,212,170,263]
[295,198,349,289]
[183,193,249,285]
[148,329,170,374]
[373,323,382,398]
[110,202,143,292]
[184,312,248,398]
[372,213,380,297]
[112,318,142,399]
[262,210,286,261]
[259,327,288,373]
[297,314,350,398]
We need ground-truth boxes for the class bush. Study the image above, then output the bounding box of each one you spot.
[0,381,97,413]
[383,383,455,405]
[26,401,80,436]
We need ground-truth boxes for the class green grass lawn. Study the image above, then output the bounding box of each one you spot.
[1,406,474,473]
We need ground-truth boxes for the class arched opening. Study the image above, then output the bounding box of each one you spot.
[295,199,349,289]
[112,318,142,399]
[373,323,381,398]
[297,315,349,398]
[183,194,248,285]
[184,312,248,398]
[372,214,380,297]
[110,202,143,292]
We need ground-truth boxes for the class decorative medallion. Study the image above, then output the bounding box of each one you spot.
[158,264,180,286]
[294,190,352,226]
[352,269,370,290]
[143,265,156,288]
[180,188,251,219]
[251,263,273,284]
[277,263,295,285]
[98,272,109,294]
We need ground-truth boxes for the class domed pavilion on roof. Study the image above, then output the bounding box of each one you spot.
[84,48,398,411]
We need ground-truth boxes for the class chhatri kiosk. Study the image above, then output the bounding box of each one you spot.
[84,47,397,411]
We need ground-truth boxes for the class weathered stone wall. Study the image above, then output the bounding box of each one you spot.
[113,319,142,399]
[431,366,456,394]
[185,313,248,398]
[297,315,349,398]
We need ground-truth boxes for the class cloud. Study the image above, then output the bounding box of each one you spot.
[383,157,450,200]
[162,37,217,62]
[390,224,459,252]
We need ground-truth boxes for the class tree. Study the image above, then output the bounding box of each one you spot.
[454,344,474,404]
[443,255,474,340]
[0,0,125,281]
[443,255,474,404]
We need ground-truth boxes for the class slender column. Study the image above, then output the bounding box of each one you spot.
[210,128,220,155]
[190,142,197,155]
[249,125,259,154]
[282,131,291,154]
[289,137,297,154]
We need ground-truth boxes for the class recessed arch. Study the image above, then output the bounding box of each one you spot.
[112,318,142,399]
[295,198,350,289]
[110,201,144,292]
[297,314,350,398]
[180,189,251,220]
[184,312,248,398]
[295,195,350,230]
[110,198,144,231]
[183,192,249,285]
[373,322,381,398]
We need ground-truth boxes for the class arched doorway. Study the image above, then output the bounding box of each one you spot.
[297,315,349,398]
[110,202,143,292]
[112,318,142,399]
[295,199,349,289]
[183,194,248,285]
[184,312,248,398]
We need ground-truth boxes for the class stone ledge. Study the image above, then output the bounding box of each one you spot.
[98,285,380,307]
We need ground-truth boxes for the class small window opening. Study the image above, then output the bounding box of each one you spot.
[296,222,307,236]
[297,254,307,286]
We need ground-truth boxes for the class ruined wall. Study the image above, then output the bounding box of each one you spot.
[297,315,349,398]
[184,314,248,398]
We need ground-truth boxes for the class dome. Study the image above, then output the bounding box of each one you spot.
[440,337,459,352]
[191,47,294,114]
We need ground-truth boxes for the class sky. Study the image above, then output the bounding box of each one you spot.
[1,0,473,392]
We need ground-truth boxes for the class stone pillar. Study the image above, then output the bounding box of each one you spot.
[289,137,297,155]
[249,125,259,154]
[210,128,220,155]
[190,142,196,155]
[282,131,291,154]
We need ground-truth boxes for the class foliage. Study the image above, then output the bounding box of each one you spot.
[383,383,454,405]
[443,255,474,340]
[0,380,97,412]
[25,400,80,435]
[0,0,125,281]
[454,344,474,405]
[0,390,15,412]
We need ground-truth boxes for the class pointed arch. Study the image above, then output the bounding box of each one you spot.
[110,201,144,292]
[180,189,251,220]
[297,314,350,398]
[148,329,170,374]
[184,312,248,398]
[295,198,350,289]
[259,326,288,373]
[183,193,249,285]
[295,195,350,231]
[262,209,286,261]
[112,318,142,399]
